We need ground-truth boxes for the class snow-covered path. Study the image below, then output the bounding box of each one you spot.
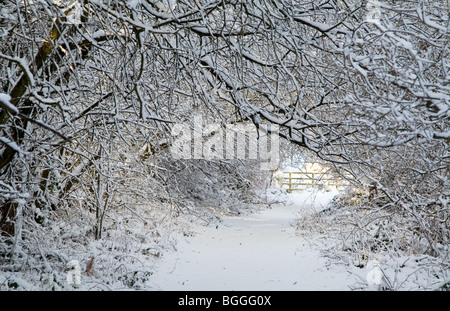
[149,191,360,290]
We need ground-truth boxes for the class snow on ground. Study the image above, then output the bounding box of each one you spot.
[148,189,365,290]
[2,187,445,291]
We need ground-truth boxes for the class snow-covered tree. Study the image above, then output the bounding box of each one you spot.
[0,0,448,289]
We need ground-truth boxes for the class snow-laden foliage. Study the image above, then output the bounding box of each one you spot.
[295,187,450,290]
[0,0,448,290]
[333,0,449,259]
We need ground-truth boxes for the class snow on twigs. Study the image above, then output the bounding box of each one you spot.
[0,93,18,115]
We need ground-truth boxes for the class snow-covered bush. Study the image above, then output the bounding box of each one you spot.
[321,0,450,262]
[0,0,448,290]
[156,156,269,213]
[295,185,449,290]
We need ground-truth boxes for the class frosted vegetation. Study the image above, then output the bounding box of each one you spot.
[0,0,448,290]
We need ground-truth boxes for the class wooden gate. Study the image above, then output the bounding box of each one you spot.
[275,171,349,192]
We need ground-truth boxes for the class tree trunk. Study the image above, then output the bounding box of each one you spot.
[0,200,18,237]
